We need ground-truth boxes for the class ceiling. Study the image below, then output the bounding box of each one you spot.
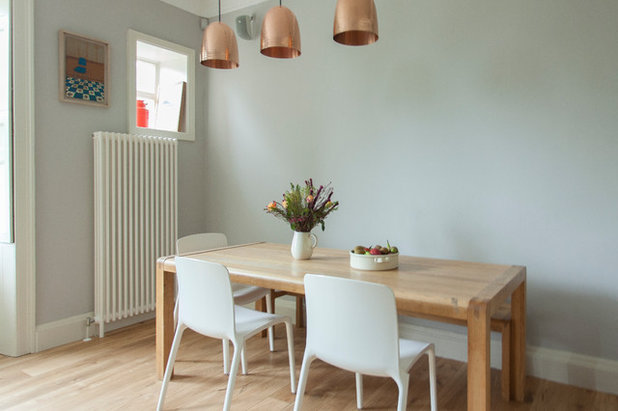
[160,0,267,19]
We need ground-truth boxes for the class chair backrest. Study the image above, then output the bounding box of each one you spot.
[304,274,401,377]
[176,233,228,254]
[175,257,236,340]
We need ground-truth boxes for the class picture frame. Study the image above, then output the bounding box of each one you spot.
[58,30,110,107]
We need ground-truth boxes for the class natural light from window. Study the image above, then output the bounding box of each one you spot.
[135,41,187,133]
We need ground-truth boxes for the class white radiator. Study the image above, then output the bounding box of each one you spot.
[93,131,177,337]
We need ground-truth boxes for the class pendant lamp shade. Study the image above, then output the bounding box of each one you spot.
[260,6,301,59]
[333,0,378,46]
[201,22,239,69]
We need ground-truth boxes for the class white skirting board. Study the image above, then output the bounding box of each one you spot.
[274,296,618,396]
[35,311,155,352]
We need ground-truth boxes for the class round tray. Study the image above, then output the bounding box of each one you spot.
[349,251,399,271]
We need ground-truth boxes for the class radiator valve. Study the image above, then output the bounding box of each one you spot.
[83,317,95,342]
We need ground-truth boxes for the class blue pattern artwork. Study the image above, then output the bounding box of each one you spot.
[65,76,105,103]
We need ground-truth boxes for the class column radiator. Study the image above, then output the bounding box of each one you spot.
[93,131,177,337]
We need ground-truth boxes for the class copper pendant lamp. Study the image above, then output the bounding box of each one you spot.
[333,0,379,46]
[201,0,239,69]
[260,0,301,59]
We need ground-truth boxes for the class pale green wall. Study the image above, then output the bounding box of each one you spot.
[34,0,208,324]
[205,0,618,360]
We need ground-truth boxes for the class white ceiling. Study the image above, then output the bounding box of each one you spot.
[160,0,268,19]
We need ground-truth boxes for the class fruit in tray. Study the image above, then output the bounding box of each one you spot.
[352,241,398,255]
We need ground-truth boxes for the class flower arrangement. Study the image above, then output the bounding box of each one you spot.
[266,179,339,232]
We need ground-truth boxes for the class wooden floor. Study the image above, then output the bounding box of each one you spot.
[0,321,616,410]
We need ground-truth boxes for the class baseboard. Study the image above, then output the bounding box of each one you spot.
[35,311,155,352]
[274,297,618,396]
[526,346,618,396]
[397,317,506,369]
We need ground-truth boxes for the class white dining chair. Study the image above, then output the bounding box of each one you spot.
[294,274,437,411]
[157,257,296,411]
[176,233,274,374]
[178,234,307,331]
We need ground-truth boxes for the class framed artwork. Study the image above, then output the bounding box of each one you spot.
[58,30,109,107]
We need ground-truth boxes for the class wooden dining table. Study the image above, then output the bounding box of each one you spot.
[156,242,526,411]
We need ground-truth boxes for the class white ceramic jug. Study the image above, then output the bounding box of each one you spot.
[291,231,318,260]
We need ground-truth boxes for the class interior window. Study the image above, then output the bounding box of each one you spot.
[127,30,195,141]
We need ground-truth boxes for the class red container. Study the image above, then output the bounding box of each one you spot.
[136,100,149,127]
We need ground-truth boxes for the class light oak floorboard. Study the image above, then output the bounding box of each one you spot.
[1,321,616,410]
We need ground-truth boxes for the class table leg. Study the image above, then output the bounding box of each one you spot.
[468,299,491,411]
[156,263,175,380]
[296,296,305,328]
[256,297,268,337]
[510,278,526,401]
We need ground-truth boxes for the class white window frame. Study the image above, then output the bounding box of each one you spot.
[127,29,195,141]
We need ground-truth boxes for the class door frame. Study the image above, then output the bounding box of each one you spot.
[11,0,36,355]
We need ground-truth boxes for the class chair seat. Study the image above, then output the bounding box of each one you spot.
[399,338,433,371]
[234,306,289,338]
[232,284,270,306]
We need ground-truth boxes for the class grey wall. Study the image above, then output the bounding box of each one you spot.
[34,0,208,324]
[206,0,618,360]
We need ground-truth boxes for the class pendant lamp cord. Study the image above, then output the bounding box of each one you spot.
[218,0,221,22]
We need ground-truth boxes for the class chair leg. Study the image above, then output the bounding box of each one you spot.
[285,321,297,393]
[266,291,275,351]
[293,351,316,411]
[173,298,179,326]
[501,322,511,401]
[157,324,186,411]
[395,372,410,411]
[355,373,363,409]
[173,277,179,326]
[222,339,230,374]
[223,342,242,411]
[241,345,248,375]
[257,297,268,337]
[428,346,438,411]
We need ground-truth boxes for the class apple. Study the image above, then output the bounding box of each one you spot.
[351,242,399,255]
